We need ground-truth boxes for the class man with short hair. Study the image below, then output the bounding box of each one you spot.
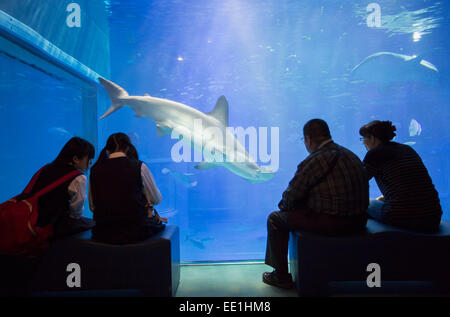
[263,119,369,289]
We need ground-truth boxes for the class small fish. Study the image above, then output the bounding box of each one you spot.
[48,127,73,138]
[185,235,215,249]
[207,85,224,91]
[157,208,178,218]
[187,238,205,249]
[326,92,352,99]
[409,119,422,137]
[162,168,198,188]
[127,131,140,146]
[403,141,416,146]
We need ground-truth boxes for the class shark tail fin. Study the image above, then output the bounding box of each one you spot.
[98,77,129,119]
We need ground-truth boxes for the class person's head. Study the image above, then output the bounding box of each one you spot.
[105,132,133,156]
[92,133,135,168]
[359,120,396,151]
[302,119,332,153]
[54,137,95,172]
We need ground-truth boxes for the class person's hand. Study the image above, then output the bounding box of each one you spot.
[146,204,154,218]
[376,195,385,202]
[156,213,168,223]
[153,208,168,223]
[147,204,168,223]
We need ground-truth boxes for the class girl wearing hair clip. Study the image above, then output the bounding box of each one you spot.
[359,120,442,232]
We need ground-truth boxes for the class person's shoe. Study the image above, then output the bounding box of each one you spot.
[262,271,294,289]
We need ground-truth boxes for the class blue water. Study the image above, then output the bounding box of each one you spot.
[1,0,449,262]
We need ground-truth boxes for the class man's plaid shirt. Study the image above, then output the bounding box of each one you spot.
[278,140,369,216]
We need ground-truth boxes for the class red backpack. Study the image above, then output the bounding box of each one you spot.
[0,166,81,256]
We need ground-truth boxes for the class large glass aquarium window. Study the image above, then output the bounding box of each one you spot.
[0,54,84,203]
[99,0,450,262]
[1,0,449,263]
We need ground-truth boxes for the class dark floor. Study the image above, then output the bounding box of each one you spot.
[175,262,450,297]
[175,262,297,297]
[3,261,448,297]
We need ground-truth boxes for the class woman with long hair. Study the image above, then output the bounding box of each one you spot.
[19,136,96,238]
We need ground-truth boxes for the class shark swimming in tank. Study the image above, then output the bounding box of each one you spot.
[98,78,275,183]
[350,52,439,87]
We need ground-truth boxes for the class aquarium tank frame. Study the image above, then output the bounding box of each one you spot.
[0,7,108,149]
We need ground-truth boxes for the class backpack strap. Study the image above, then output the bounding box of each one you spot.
[23,165,48,194]
[33,170,83,199]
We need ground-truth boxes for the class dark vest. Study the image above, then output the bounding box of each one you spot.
[90,157,149,244]
[23,162,79,228]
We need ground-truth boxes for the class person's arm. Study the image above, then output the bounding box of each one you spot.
[141,163,162,205]
[362,152,377,180]
[67,175,87,219]
[278,161,311,211]
[88,176,95,212]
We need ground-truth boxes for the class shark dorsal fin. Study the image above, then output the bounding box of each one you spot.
[206,96,229,126]
[156,122,172,136]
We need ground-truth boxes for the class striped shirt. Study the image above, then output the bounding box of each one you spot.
[363,142,442,221]
[279,140,369,216]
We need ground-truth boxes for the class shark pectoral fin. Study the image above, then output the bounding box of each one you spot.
[206,95,229,126]
[156,126,171,136]
[194,162,219,170]
[156,123,172,136]
[258,166,274,173]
